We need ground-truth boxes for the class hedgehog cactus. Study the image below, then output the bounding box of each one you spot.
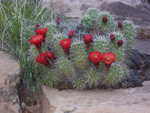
[28,9,136,89]
[123,20,136,48]
[70,44,89,70]
[98,11,115,32]
[81,8,100,31]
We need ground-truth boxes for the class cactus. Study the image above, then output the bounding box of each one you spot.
[123,20,136,48]
[102,64,128,86]
[81,8,99,31]
[93,37,111,52]
[84,68,102,88]
[70,44,89,70]
[28,9,136,89]
[98,11,115,32]
[55,56,76,79]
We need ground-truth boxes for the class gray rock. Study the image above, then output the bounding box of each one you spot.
[101,1,150,25]
[42,0,146,18]
[126,48,150,81]
[43,0,150,38]
[42,81,150,113]
[100,1,150,38]
[0,51,20,113]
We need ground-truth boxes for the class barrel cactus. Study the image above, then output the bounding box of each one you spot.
[28,9,136,89]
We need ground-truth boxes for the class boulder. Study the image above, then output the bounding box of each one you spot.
[0,51,20,113]
[42,0,150,38]
[42,81,150,113]
[42,0,144,18]
[100,1,150,38]
[126,48,150,81]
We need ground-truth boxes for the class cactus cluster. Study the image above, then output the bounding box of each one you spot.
[28,9,136,89]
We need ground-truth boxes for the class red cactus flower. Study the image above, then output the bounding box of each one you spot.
[83,34,93,44]
[88,51,103,68]
[117,40,123,47]
[99,31,104,35]
[103,52,116,68]
[36,53,49,66]
[102,16,108,24]
[56,16,61,25]
[60,38,72,55]
[36,51,56,66]
[67,30,75,38]
[110,33,116,41]
[35,27,48,37]
[83,34,93,50]
[118,21,123,29]
[44,51,56,60]
[28,35,44,50]
[35,24,40,31]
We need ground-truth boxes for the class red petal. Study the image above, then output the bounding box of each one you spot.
[36,53,49,65]
[103,52,116,65]
[83,34,93,44]
[28,35,44,49]
[35,28,48,35]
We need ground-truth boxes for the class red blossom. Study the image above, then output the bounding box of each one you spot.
[36,53,49,66]
[60,38,72,55]
[110,33,116,41]
[36,51,56,66]
[88,51,103,67]
[103,52,116,68]
[28,35,44,49]
[102,16,108,24]
[83,34,93,50]
[35,27,48,37]
[117,40,123,47]
[67,30,75,38]
[118,21,123,29]
[83,34,93,44]
[44,51,56,60]
[35,24,40,30]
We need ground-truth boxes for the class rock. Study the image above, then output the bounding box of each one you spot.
[42,81,150,113]
[126,48,150,81]
[121,70,144,88]
[133,39,150,55]
[0,51,20,113]
[117,46,150,88]
[137,27,150,39]
[42,0,144,18]
[42,0,150,38]
[100,2,150,24]
[126,49,143,70]
[100,1,150,38]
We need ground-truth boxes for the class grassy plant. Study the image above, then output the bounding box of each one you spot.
[0,0,55,91]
